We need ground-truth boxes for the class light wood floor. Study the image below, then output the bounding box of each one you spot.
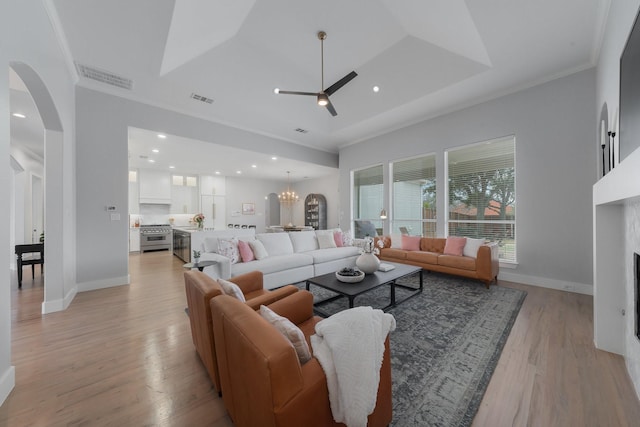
[2,251,640,426]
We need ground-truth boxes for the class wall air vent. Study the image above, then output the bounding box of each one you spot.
[190,93,214,104]
[75,62,133,90]
[294,128,309,134]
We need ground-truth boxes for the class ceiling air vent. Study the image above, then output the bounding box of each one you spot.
[190,93,214,104]
[75,62,133,90]
[294,128,309,134]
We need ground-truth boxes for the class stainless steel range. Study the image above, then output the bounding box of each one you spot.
[140,224,172,253]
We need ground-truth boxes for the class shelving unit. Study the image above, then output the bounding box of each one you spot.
[304,194,327,230]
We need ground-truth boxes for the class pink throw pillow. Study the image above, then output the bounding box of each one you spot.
[443,236,467,256]
[401,235,421,251]
[237,240,255,263]
[334,231,344,247]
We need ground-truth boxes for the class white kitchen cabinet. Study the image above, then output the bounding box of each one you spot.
[170,175,198,214]
[200,175,226,196]
[129,228,140,252]
[139,169,171,204]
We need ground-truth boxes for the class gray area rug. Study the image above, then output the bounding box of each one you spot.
[297,272,526,427]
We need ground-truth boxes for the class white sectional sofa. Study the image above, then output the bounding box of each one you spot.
[198,229,360,289]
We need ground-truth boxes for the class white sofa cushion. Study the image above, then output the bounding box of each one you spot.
[305,246,361,264]
[232,253,313,276]
[289,231,318,253]
[256,232,294,257]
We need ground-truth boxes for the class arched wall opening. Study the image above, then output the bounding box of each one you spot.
[9,62,70,314]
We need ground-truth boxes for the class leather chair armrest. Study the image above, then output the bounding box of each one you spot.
[476,243,499,283]
[231,270,264,294]
[266,290,315,325]
[245,285,299,311]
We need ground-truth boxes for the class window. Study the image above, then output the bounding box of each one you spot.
[391,154,436,237]
[446,136,516,262]
[352,165,383,238]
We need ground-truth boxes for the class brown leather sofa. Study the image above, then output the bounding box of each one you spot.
[183,270,298,393]
[211,291,393,427]
[375,236,499,288]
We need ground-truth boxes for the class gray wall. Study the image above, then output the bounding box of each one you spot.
[340,69,597,292]
[75,87,338,287]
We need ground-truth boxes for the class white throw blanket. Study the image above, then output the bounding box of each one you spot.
[310,306,396,427]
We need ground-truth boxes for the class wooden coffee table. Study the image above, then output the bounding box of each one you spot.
[305,262,423,317]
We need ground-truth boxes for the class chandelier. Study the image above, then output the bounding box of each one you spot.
[279,171,299,204]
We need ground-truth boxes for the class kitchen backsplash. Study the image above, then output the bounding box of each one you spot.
[130,209,196,227]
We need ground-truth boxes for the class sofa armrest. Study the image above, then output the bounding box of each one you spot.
[230,270,264,293]
[476,242,500,283]
[245,285,299,311]
[266,290,315,325]
[200,252,232,279]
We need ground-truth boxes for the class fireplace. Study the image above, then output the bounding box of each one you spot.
[636,253,640,341]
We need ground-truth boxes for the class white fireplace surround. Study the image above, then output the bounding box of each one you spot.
[593,145,640,397]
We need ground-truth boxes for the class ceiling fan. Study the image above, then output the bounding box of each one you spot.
[275,31,357,117]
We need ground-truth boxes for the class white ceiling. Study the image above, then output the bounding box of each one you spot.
[10,0,609,177]
[128,127,337,181]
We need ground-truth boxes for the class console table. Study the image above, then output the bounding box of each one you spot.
[15,243,44,288]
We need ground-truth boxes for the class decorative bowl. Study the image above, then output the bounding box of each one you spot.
[335,269,365,283]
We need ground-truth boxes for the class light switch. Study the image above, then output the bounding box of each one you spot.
[110,213,121,221]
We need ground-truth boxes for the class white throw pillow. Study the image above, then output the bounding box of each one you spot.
[317,233,337,249]
[249,239,269,260]
[218,238,240,264]
[260,305,311,364]
[390,233,403,249]
[218,278,246,302]
[463,237,485,258]
[342,230,354,246]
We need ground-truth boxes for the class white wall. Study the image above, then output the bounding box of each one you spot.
[595,0,640,400]
[340,68,596,293]
[224,176,285,233]
[75,87,338,288]
[10,147,44,244]
[1,0,77,407]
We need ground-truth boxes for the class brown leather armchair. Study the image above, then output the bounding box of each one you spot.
[183,270,298,393]
[211,291,393,427]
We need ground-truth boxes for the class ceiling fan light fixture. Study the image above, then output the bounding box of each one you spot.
[317,93,329,106]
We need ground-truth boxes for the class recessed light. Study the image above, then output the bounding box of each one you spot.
[148,159,155,163]
[236,170,242,174]
[274,88,280,94]
[157,134,167,139]
[12,113,26,118]
[251,164,257,168]
[215,171,221,175]
[271,156,278,161]
[373,86,380,93]
[152,149,159,153]
[169,165,175,169]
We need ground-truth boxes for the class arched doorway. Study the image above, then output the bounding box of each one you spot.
[9,62,67,314]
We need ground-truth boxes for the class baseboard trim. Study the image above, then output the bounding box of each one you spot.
[499,271,593,295]
[0,366,16,406]
[42,286,78,314]
[77,275,130,293]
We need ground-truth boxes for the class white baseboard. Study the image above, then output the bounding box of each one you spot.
[499,271,593,295]
[77,275,130,293]
[42,286,78,314]
[0,366,15,406]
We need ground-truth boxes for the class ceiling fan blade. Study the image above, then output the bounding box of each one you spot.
[277,90,318,96]
[325,98,338,116]
[324,71,357,96]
